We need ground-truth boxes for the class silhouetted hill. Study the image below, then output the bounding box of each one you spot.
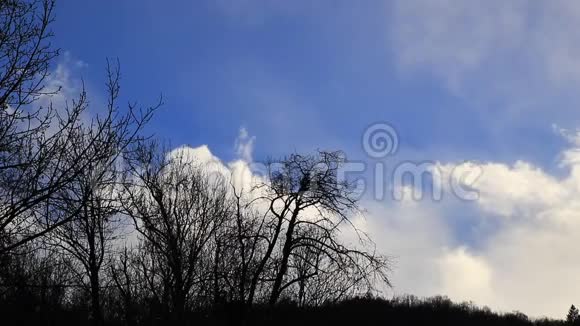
[180,295,566,326]
[228,296,564,326]
[0,292,569,325]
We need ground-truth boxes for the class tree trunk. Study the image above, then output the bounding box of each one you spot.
[269,206,300,304]
[90,271,102,326]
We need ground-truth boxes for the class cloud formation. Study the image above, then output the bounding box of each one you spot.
[385,4,580,316]
[234,127,256,162]
[360,130,580,318]
[388,0,580,114]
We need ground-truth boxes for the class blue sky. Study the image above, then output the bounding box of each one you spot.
[52,0,571,166]
[51,0,580,318]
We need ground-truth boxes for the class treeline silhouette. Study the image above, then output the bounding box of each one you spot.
[0,1,389,325]
[0,1,573,326]
[0,290,573,325]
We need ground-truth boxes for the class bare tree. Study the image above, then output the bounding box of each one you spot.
[43,62,156,326]
[110,246,141,326]
[0,0,62,252]
[251,151,390,305]
[0,0,58,109]
[200,151,390,320]
[206,184,268,323]
[121,143,231,324]
[0,0,161,254]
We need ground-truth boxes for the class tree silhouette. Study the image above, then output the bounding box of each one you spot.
[0,1,158,255]
[43,62,155,326]
[568,304,579,324]
[121,143,231,324]
[258,151,391,305]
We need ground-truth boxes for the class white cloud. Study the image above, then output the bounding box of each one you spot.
[32,51,94,137]
[385,8,580,315]
[360,198,453,299]
[446,136,580,317]
[437,247,493,305]
[388,0,580,106]
[442,160,566,218]
[390,0,527,91]
[358,132,580,318]
[234,127,256,162]
[170,137,264,198]
[38,51,86,110]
